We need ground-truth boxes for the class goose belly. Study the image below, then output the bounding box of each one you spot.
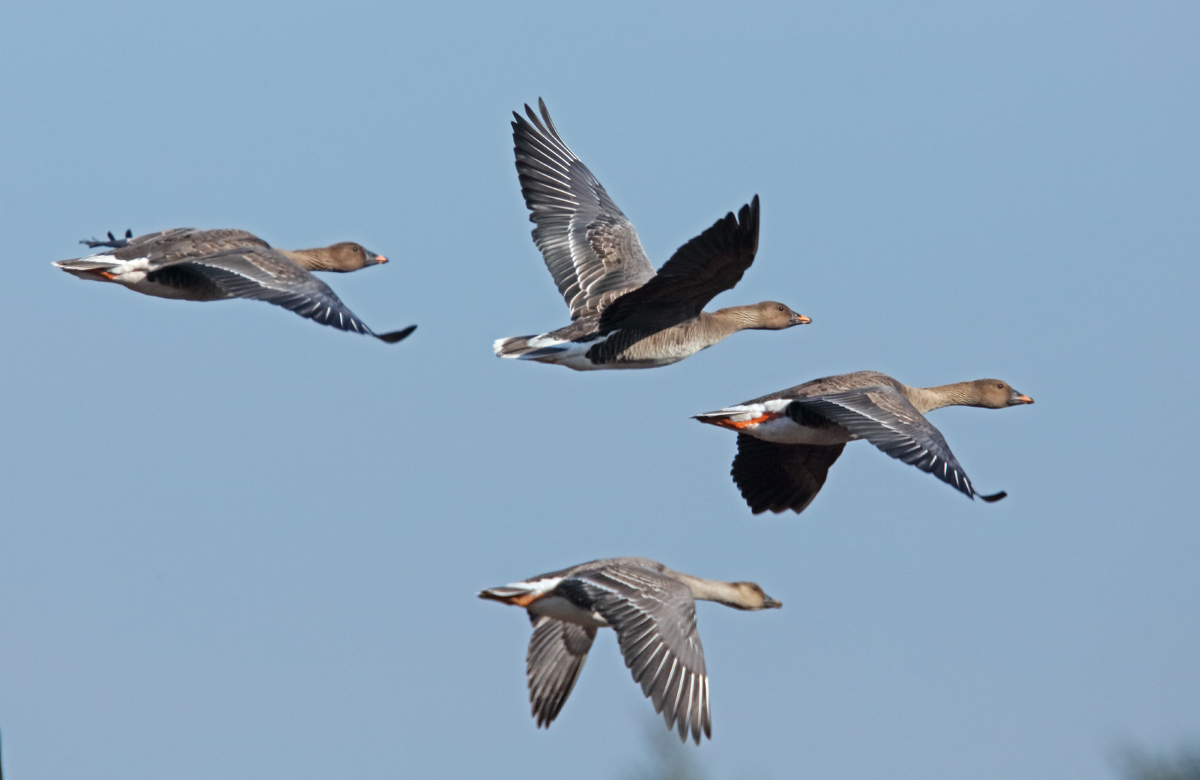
[74,257,228,301]
[125,278,226,301]
[748,414,853,445]
[522,333,689,370]
[528,595,610,628]
[596,329,713,368]
[701,401,854,445]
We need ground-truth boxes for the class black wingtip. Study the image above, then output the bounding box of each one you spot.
[376,324,417,344]
[514,102,545,137]
[534,98,559,137]
[979,490,1008,503]
[125,228,132,239]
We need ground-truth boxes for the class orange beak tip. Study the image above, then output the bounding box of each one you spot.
[1018,395,1034,404]
[378,256,388,263]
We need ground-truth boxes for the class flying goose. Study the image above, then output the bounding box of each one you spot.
[493,99,810,370]
[480,557,781,743]
[54,228,415,342]
[695,371,1034,514]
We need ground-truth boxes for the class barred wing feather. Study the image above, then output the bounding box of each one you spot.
[599,197,760,332]
[789,387,980,498]
[558,566,710,743]
[525,616,596,728]
[512,99,656,321]
[151,248,405,340]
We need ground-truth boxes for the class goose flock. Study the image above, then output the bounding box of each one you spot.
[51,98,1032,745]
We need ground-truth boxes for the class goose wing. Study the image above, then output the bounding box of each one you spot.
[512,99,656,321]
[787,386,989,499]
[732,434,846,515]
[98,228,269,263]
[525,616,597,728]
[598,196,760,332]
[151,247,414,342]
[557,565,710,743]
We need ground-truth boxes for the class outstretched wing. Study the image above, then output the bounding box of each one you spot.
[153,247,413,342]
[732,434,846,515]
[512,98,656,321]
[525,616,596,728]
[558,565,710,743]
[599,197,760,332]
[788,386,993,500]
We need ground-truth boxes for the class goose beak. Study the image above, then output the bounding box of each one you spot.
[790,313,812,326]
[762,595,783,609]
[369,252,388,265]
[1012,393,1034,405]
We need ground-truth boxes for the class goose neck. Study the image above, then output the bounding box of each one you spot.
[670,571,752,608]
[279,248,333,271]
[907,382,978,414]
[704,308,757,335]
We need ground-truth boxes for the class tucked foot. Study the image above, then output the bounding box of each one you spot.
[81,229,133,249]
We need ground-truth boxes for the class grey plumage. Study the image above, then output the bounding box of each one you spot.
[557,565,711,743]
[54,228,415,343]
[790,387,980,497]
[526,616,596,728]
[481,557,780,744]
[700,371,1031,514]
[513,100,656,321]
[498,99,807,369]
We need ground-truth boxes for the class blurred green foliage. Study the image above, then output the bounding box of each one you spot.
[622,720,709,780]
[1119,743,1200,780]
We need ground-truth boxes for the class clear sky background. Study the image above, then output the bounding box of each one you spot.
[1,2,1197,778]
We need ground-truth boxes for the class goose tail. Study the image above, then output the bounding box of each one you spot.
[478,585,537,604]
[493,334,541,358]
[53,258,123,281]
[692,406,746,424]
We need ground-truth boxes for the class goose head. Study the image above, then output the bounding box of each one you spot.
[291,242,388,272]
[323,242,388,271]
[968,379,1035,408]
[728,581,784,610]
[746,301,811,330]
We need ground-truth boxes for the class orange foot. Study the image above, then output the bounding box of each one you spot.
[701,412,778,431]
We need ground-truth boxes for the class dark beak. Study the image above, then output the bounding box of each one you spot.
[762,595,783,609]
[790,313,812,326]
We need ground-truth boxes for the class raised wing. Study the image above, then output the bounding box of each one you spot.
[512,99,656,320]
[152,248,414,343]
[732,434,846,515]
[525,616,596,728]
[599,197,760,332]
[789,386,1002,500]
[558,565,710,743]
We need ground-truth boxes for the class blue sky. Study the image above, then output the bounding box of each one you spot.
[1,1,1197,778]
